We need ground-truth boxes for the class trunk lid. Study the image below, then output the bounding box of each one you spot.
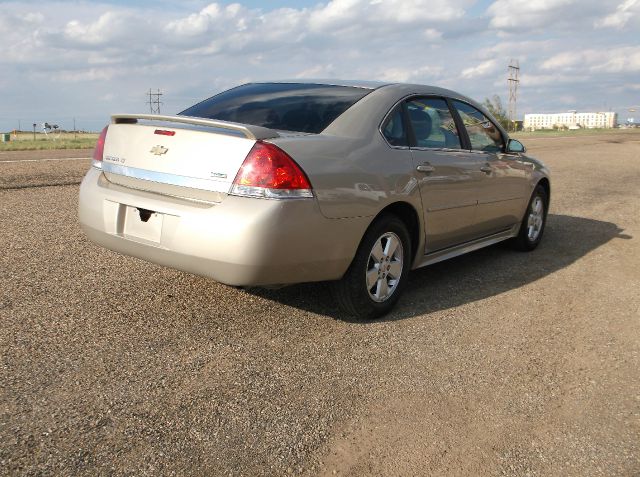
[101,114,279,202]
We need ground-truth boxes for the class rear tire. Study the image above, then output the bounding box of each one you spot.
[512,184,548,251]
[332,214,411,320]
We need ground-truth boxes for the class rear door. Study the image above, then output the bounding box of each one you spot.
[404,97,486,253]
[450,100,527,235]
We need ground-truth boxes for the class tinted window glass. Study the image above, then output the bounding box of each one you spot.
[180,83,371,134]
[452,100,504,152]
[406,98,461,149]
[382,106,408,147]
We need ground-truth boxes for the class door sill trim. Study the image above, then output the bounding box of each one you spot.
[416,226,518,269]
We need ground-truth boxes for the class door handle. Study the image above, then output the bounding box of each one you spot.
[480,165,492,174]
[416,164,435,173]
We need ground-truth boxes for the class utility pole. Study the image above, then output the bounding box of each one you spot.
[147,88,163,115]
[73,118,77,139]
[508,59,520,132]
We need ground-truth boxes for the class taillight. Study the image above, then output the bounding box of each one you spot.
[231,141,313,199]
[92,126,109,168]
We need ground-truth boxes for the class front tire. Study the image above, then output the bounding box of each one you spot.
[512,184,548,251]
[332,214,411,320]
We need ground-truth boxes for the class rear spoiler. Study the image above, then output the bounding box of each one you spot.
[111,114,279,141]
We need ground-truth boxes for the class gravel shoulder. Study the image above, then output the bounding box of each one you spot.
[0,149,90,189]
[0,149,91,162]
[1,132,639,476]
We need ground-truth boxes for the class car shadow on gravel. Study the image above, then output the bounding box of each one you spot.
[247,214,631,322]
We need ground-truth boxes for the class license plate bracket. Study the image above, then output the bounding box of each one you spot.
[123,205,163,243]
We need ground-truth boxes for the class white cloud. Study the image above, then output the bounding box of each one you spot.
[423,28,442,40]
[308,0,470,32]
[488,0,577,29]
[0,0,638,130]
[378,66,444,83]
[486,0,613,33]
[519,73,583,87]
[540,52,580,71]
[164,3,250,37]
[47,67,120,83]
[541,46,640,73]
[64,12,124,45]
[461,60,498,79]
[0,10,45,61]
[481,40,555,60]
[165,4,222,36]
[295,64,336,78]
[595,0,640,29]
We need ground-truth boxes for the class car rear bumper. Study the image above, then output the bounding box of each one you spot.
[78,168,368,286]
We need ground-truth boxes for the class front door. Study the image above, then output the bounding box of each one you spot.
[451,100,528,235]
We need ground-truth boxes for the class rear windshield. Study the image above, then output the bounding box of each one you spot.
[179,83,371,134]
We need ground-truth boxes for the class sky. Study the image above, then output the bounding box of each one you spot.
[0,0,639,131]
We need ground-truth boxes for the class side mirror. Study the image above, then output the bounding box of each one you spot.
[507,138,526,153]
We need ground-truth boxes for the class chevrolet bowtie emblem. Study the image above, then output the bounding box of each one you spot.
[150,145,168,155]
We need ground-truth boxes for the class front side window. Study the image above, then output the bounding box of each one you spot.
[406,98,461,149]
[452,100,504,152]
[180,83,371,134]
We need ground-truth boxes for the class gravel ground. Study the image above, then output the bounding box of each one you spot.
[1,132,639,476]
[0,149,90,190]
[0,149,90,162]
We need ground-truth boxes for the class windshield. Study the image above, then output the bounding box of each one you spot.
[180,83,372,134]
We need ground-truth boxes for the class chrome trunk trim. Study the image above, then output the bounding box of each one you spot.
[101,161,227,193]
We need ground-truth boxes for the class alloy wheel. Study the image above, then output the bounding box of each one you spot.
[527,195,544,242]
[366,232,404,302]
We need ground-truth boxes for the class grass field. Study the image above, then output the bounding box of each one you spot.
[0,132,98,151]
[2,127,636,152]
[511,127,638,139]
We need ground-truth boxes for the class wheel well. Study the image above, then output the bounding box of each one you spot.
[537,178,551,209]
[376,202,421,261]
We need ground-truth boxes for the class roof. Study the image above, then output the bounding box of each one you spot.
[259,79,392,89]
[255,80,464,99]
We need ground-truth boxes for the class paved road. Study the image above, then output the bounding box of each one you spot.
[1,134,639,475]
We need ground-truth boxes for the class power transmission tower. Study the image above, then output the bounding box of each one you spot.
[147,88,163,114]
[507,59,520,131]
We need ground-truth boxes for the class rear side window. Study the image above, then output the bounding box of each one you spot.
[382,106,408,147]
[406,98,461,149]
[451,100,504,152]
[180,83,371,134]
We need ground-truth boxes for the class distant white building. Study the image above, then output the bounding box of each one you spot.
[523,111,617,130]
